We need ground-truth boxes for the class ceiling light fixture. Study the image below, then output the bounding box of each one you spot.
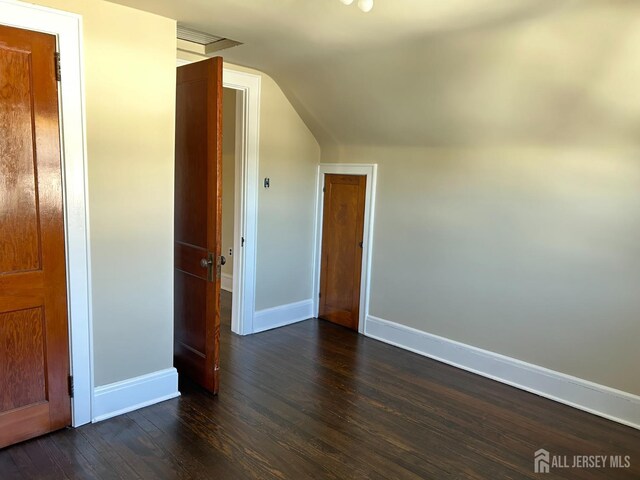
[340,0,374,13]
[357,0,374,13]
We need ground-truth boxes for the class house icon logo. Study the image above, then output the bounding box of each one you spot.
[535,449,550,474]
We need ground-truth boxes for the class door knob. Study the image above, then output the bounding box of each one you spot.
[221,255,226,266]
[200,258,213,268]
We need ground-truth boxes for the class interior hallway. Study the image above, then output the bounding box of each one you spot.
[0,291,638,479]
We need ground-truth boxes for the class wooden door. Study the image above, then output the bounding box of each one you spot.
[319,174,367,331]
[0,25,71,448]
[174,58,223,394]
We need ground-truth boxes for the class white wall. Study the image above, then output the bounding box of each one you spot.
[31,0,176,387]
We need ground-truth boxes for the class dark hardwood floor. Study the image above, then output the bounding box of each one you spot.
[1,291,639,479]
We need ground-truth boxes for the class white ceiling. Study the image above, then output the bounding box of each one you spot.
[111,0,640,149]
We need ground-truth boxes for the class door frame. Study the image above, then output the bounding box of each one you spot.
[0,0,93,426]
[177,59,261,336]
[313,164,377,335]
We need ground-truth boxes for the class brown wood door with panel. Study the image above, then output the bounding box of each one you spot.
[0,25,72,448]
[174,57,224,394]
[319,174,367,331]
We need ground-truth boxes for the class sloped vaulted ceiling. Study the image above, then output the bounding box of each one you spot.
[110,0,640,149]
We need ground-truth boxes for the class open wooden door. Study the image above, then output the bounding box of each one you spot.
[0,25,71,448]
[174,58,224,394]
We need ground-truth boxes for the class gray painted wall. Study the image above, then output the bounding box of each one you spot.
[323,143,640,397]
[319,3,640,397]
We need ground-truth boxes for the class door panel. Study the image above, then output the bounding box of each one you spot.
[0,48,41,273]
[0,308,47,412]
[174,58,223,394]
[0,24,71,448]
[319,174,367,331]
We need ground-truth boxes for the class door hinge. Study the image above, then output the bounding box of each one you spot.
[323,186,326,193]
[68,375,74,398]
[54,52,61,82]
[318,292,321,298]
[241,236,245,247]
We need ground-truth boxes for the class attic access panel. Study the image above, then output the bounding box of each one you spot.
[177,24,242,56]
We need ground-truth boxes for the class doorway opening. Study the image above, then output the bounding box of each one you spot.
[222,69,261,336]
[220,87,237,333]
[176,59,261,336]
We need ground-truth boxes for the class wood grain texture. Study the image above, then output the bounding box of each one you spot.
[174,57,223,394]
[174,271,207,356]
[1,291,639,478]
[319,174,367,330]
[0,24,71,448]
[0,46,41,274]
[0,308,46,412]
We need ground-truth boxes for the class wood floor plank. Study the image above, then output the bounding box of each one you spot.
[221,329,516,479]
[0,446,22,479]
[47,429,113,480]
[0,290,638,479]
[77,421,144,480]
[7,440,67,480]
[53,427,128,480]
[83,415,191,480]
[134,404,251,480]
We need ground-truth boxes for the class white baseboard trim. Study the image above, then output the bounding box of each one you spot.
[221,273,233,292]
[93,367,180,423]
[254,299,313,333]
[365,315,640,431]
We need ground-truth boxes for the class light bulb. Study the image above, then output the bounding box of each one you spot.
[340,0,354,5]
[357,0,373,12]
